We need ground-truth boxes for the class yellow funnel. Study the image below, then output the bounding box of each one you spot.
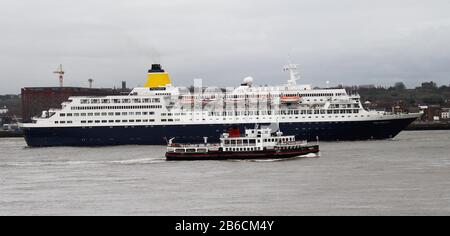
[144,64,172,88]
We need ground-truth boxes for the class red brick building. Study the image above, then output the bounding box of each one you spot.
[21,87,130,122]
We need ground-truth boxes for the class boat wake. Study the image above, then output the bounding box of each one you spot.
[230,153,320,162]
[109,157,166,165]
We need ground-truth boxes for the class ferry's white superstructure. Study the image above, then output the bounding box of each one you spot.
[21,64,421,147]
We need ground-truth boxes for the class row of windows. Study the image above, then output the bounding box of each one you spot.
[225,147,262,152]
[208,109,360,116]
[224,139,258,145]
[60,111,155,117]
[301,93,335,97]
[80,98,160,104]
[218,93,341,99]
[71,105,163,110]
[56,119,156,124]
[179,92,344,100]
[55,114,371,125]
[329,104,360,109]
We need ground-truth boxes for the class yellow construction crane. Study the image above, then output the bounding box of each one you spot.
[54,64,65,87]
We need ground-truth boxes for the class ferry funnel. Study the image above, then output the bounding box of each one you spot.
[144,64,172,88]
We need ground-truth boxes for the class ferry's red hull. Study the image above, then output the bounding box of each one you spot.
[165,145,319,161]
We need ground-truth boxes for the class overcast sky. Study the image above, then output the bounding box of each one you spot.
[1,0,449,94]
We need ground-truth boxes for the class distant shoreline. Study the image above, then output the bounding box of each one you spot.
[405,123,450,131]
[0,132,23,138]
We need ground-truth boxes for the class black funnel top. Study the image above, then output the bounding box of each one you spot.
[148,64,165,73]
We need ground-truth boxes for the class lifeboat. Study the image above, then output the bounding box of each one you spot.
[280,95,301,104]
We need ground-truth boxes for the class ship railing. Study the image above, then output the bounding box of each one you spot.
[222,143,257,147]
[277,141,309,146]
[169,143,221,148]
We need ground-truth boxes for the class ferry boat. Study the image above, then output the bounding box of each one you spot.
[21,63,421,147]
[165,127,319,161]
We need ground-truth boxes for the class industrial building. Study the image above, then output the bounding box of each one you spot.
[21,86,130,122]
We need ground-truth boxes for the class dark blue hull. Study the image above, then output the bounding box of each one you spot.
[23,118,417,147]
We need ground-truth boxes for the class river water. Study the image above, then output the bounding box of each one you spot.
[0,130,449,215]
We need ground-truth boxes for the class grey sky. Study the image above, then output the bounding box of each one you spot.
[1,0,450,94]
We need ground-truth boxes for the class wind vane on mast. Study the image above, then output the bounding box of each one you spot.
[54,64,65,87]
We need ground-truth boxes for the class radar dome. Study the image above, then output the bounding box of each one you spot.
[243,76,254,86]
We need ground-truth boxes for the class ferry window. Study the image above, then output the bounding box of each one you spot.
[149,119,155,122]
[133,99,141,103]
[55,121,59,124]
[91,99,100,104]
[108,112,114,116]
[129,112,135,115]
[66,113,72,117]
[67,121,72,124]
[88,120,93,123]
[81,99,89,104]
[74,113,79,116]
[113,99,121,103]
[60,113,65,117]
[122,120,127,122]
[101,99,110,104]
[122,99,131,103]
[249,139,256,144]
[109,120,114,123]
[129,120,134,123]
[122,112,127,115]
[101,112,107,116]
[136,120,141,122]
[101,120,107,123]
[95,120,100,123]
[95,113,100,116]
[115,120,120,123]
[143,119,148,122]
[143,112,148,115]
[81,121,86,123]
[60,121,66,124]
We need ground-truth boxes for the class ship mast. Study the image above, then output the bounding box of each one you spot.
[283,63,300,86]
[54,64,65,87]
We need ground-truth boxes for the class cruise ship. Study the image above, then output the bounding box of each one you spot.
[21,64,421,147]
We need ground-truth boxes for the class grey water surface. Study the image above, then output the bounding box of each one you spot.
[0,130,449,215]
